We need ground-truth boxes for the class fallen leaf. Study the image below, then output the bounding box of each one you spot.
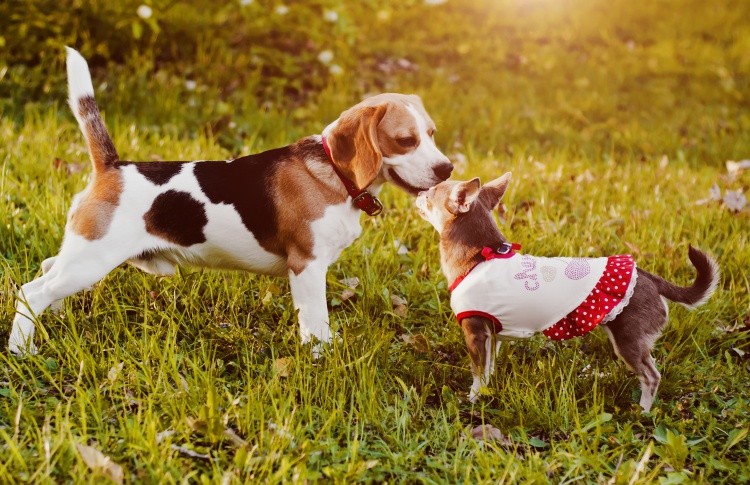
[338,277,360,289]
[274,357,292,377]
[401,333,430,353]
[75,443,124,484]
[224,427,248,447]
[726,159,750,176]
[723,189,747,212]
[107,362,124,384]
[391,294,408,318]
[171,444,211,460]
[709,183,722,200]
[393,240,410,255]
[696,183,723,205]
[261,284,282,306]
[340,288,356,302]
[155,430,174,443]
[470,424,511,445]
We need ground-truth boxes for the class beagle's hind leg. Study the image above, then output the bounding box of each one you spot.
[41,257,65,313]
[9,238,130,355]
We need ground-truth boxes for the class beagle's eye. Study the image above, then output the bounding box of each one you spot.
[396,136,417,148]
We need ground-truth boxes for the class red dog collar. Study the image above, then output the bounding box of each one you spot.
[322,136,383,216]
[449,243,522,292]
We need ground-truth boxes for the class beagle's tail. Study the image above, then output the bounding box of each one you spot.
[643,245,720,309]
[66,47,119,171]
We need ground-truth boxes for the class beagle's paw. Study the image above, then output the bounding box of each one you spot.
[8,340,38,357]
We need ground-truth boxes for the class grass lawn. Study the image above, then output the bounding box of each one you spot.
[1,0,750,482]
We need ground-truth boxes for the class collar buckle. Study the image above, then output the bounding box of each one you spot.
[352,192,383,216]
[322,135,383,217]
[496,242,513,254]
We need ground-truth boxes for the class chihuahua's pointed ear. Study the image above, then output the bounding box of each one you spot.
[447,178,481,215]
[479,172,512,210]
[326,104,389,190]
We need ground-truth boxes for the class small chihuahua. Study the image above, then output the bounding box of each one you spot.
[416,173,719,411]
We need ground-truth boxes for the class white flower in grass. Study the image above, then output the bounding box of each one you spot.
[275,5,289,15]
[424,0,447,4]
[137,5,153,19]
[317,50,334,64]
[240,0,253,5]
[329,64,343,75]
[185,80,197,91]
[324,10,338,22]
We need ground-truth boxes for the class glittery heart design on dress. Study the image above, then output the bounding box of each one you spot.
[565,259,590,280]
[540,266,557,282]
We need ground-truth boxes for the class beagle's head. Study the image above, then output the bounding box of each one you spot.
[323,93,453,195]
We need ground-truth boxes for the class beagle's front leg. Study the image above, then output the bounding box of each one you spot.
[289,261,331,355]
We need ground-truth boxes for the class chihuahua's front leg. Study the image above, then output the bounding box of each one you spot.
[460,316,496,402]
[289,262,331,357]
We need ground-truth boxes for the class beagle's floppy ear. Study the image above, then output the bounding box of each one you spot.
[326,104,389,190]
[479,172,511,210]
[447,177,481,215]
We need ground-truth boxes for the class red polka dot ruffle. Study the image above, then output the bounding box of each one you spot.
[542,254,635,341]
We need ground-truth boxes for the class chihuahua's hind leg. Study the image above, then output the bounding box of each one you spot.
[600,276,668,412]
[460,316,495,402]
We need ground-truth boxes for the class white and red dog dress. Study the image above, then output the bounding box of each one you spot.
[449,244,638,340]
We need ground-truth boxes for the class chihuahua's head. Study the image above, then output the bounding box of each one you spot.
[416,172,512,234]
[416,172,513,282]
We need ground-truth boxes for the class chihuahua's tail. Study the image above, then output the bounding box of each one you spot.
[642,245,719,309]
[66,47,119,172]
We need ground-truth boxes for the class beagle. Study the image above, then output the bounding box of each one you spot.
[8,48,453,355]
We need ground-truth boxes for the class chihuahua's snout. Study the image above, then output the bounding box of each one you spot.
[433,162,453,181]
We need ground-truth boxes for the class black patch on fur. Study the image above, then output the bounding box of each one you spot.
[114,161,184,185]
[144,190,207,246]
[193,146,293,244]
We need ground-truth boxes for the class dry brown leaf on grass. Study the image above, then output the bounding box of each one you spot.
[400,333,430,353]
[274,357,292,377]
[75,443,124,484]
[391,295,408,318]
[338,277,360,302]
[469,424,513,446]
[340,288,356,302]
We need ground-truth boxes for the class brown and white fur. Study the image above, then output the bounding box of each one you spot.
[416,173,719,412]
[8,48,453,355]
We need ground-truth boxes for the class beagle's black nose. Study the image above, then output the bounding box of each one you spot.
[433,162,454,181]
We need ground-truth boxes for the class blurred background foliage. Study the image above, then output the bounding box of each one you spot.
[1,0,749,160]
